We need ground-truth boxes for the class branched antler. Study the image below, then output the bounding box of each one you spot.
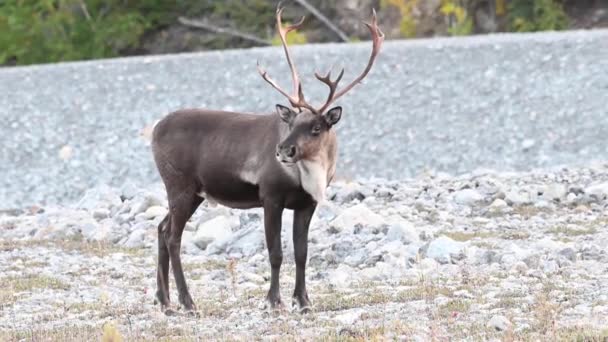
[316,8,385,112]
[258,5,384,114]
[257,5,315,112]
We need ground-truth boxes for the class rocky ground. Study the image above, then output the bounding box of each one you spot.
[1,163,608,341]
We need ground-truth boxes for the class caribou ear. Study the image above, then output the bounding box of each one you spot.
[276,104,297,123]
[323,106,342,126]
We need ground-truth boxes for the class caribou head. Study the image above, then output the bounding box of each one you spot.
[258,6,384,166]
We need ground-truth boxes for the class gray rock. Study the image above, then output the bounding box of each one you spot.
[75,185,122,211]
[487,315,512,331]
[559,247,577,262]
[385,220,418,244]
[208,227,264,257]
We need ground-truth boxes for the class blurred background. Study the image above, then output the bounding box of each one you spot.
[1,0,607,66]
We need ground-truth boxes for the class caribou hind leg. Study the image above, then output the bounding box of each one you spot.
[155,214,171,311]
[162,187,203,315]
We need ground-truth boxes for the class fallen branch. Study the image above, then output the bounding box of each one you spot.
[178,17,272,46]
[293,0,349,42]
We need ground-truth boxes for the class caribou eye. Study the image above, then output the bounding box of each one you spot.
[312,125,321,135]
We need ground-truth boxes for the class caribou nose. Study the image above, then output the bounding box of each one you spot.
[285,145,296,158]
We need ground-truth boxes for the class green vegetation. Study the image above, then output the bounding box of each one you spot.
[508,0,569,32]
[0,0,577,66]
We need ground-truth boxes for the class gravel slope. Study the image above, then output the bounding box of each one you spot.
[1,29,608,209]
[1,164,608,340]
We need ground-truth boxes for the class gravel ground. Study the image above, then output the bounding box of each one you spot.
[1,29,608,209]
[1,163,608,340]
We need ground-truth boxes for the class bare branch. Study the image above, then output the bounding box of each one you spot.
[293,0,349,42]
[178,17,272,46]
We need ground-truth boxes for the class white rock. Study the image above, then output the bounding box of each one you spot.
[194,216,233,250]
[453,189,484,206]
[505,189,532,206]
[487,315,512,331]
[329,203,385,234]
[422,236,466,264]
[542,183,567,201]
[521,139,535,150]
[144,206,167,219]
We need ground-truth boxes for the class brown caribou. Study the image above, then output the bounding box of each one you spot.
[151,5,384,315]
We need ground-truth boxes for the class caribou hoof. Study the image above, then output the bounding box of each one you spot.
[292,297,313,314]
[163,307,178,316]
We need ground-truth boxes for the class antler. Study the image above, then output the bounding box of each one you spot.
[257,5,316,112]
[315,9,385,113]
[258,6,384,115]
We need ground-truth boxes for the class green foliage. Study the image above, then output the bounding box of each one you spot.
[508,0,569,32]
[380,0,419,38]
[441,0,473,36]
[0,0,166,65]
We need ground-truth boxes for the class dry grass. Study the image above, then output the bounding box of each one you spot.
[0,238,144,257]
[547,225,598,236]
[440,231,497,242]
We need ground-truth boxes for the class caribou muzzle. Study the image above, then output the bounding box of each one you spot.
[276,143,298,164]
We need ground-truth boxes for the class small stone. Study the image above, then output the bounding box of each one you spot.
[487,315,512,331]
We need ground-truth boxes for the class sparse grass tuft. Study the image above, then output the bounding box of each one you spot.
[547,225,597,236]
[1,274,69,293]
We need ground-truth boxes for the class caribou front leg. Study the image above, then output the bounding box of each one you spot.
[292,203,315,313]
[263,201,284,309]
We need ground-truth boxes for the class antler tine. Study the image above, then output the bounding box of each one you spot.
[257,5,317,112]
[317,8,385,110]
[276,5,306,98]
[315,68,345,113]
[257,61,298,106]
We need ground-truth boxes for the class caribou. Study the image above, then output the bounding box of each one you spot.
[151,5,384,315]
